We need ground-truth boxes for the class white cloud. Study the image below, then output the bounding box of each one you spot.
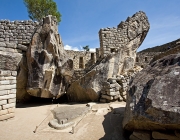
[64,45,80,51]
[64,44,97,52]
[90,48,96,52]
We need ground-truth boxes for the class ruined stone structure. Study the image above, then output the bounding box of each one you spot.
[136,38,180,68]
[136,52,160,68]
[67,11,150,102]
[66,50,96,70]
[66,50,97,81]
[99,11,149,58]
[0,11,150,121]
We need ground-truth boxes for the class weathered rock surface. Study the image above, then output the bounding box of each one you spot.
[0,43,22,71]
[67,11,150,102]
[123,53,180,132]
[16,53,31,102]
[26,15,73,98]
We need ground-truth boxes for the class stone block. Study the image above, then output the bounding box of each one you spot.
[107,91,119,96]
[106,88,115,92]
[100,98,107,103]
[0,109,8,116]
[0,94,16,101]
[2,103,15,109]
[0,113,14,121]
[0,38,5,42]
[120,91,127,96]
[11,71,17,76]
[17,44,27,51]
[10,89,16,94]
[0,84,16,91]
[0,90,8,96]
[122,82,128,87]
[5,38,9,41]
[8,107,15,113]
[0,25,4,29]
[0,70,11,76]
[8,98,16,103]
[9,79,16,84]
[152,131,179,140]
[0,100,7,105]
[5,42,16,49]
[113,95,120,100]
[101,94,113,100]
[0,80,10,85]
[0,42,6,47]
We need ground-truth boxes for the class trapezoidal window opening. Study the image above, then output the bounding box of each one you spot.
[145,57,148,62]
[136,57,139,62]
[91,53,95,63]
[79,57,84,69]
[111,48,116,53]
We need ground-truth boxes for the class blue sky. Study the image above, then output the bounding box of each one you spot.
[1,0,180,52]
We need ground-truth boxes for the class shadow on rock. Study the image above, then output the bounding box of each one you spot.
[100,107,129,140]
[16,96,53,108]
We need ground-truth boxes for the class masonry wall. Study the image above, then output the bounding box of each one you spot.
[99,26,128,57]
[0,42,25,121]
[136,52,161,68]
[0,20,39,44]
[66,50,96,70]
[99,11,149,58]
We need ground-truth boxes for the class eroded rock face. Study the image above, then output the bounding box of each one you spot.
[123,53,180,131]
[67,11,150,102]
[26,15,73,98]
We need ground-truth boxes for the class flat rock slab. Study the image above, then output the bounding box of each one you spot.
[52,105,90,124]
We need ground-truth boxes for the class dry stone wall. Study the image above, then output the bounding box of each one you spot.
[0,19,39,44]
[136,52,161,68]
[0,42,24,121]
[136,38,180,68]
[66,50,96,70]
[99,11,149,58]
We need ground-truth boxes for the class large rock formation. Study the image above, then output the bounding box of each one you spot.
[67,11,150,102]
[123,52,180,132]
[26,15,73,98]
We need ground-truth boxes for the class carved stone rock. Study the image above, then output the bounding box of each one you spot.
[26,15,73,98]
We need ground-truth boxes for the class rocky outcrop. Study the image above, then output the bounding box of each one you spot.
[123,53,180,135]
[26,15,73,98]
[67,11,150,102]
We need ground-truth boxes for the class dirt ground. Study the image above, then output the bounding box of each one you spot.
[0,101,127,140]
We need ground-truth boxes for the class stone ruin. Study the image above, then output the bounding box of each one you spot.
[0,11,150,121]
[67,11,150,102]
[1,10,180,140]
